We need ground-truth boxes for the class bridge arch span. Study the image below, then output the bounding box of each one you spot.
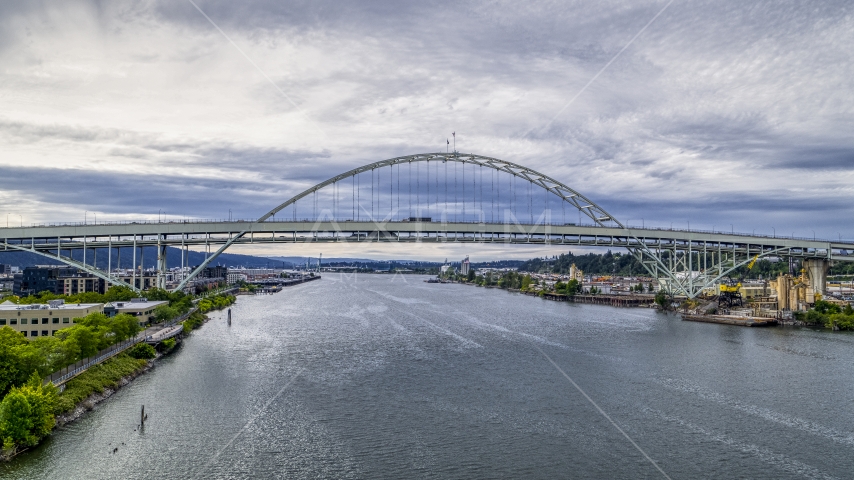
[175,152,633,292]
[258,152,624,228]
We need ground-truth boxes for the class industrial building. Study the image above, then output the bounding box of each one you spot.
[460,256,471,276]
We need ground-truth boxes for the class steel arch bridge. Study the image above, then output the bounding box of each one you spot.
[2,152,853,298]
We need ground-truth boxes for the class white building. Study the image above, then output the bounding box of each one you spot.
[227,272,248,284]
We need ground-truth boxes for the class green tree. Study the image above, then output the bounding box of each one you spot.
[17,373,57,439]
[654,290,669,310]
[0,328,46,397]
[30,336,78,373]
[105,285,136,302]
[565,279,581,296]
[0,389,34,447]
[0,372,58,449]
[108,313,141,341]
[55,325,99,359]
[153,305,178,324]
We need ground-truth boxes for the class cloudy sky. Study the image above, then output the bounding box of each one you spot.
[1,0,852,261]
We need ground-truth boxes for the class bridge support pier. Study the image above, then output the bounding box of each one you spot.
[157,237,167,290]
[803,258,829,297]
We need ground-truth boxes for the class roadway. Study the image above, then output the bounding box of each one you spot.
[2,220,853,260]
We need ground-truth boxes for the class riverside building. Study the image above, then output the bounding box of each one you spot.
[0,299,102,338]
[103,298,168,326]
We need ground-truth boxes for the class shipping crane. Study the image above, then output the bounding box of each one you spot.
[718,255,760,308]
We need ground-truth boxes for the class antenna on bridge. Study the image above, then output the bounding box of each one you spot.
[452,131,456,154]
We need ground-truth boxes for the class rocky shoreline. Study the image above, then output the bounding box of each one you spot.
[54,361,155,428]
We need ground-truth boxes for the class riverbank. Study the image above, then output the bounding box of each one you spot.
[0,296,232,462]
[54,354,153,428]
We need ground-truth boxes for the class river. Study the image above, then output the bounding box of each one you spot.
[2,275,853,479]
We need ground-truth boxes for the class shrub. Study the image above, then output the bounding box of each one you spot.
[54,354,146,415]
[128,343,156,360]
[182,311,206,333]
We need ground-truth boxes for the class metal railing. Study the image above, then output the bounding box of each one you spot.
[46,335,143,387]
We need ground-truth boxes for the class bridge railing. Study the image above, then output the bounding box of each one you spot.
[7,218,845,243]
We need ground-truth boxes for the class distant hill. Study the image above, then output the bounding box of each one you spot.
[267,256,378,265]
[0,246,293,270]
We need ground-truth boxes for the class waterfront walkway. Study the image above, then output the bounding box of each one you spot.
[145,324,183,344]
[45,307,198,387]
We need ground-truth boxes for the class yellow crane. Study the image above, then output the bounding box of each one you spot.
[718,255,759,308]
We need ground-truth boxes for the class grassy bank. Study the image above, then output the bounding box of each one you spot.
[54,354,148,416]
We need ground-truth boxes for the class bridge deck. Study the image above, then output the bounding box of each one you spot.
[2,221,852,260]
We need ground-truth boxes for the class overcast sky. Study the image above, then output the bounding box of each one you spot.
[1,0,852,261]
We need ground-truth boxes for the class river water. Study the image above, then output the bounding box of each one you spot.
[2,275,854,479]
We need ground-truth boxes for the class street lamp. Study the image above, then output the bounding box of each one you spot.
[229,209,232,221]
[84,211,87,225]
[730,224,733,234]
[19,215,22,227]
[158,209,162,223]
[812,230,816,241]
[772,227,775,238]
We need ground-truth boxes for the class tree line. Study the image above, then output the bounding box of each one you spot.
[517,250,823,280]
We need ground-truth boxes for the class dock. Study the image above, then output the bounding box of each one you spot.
[571,294,653,308]
[681,314,779,327]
